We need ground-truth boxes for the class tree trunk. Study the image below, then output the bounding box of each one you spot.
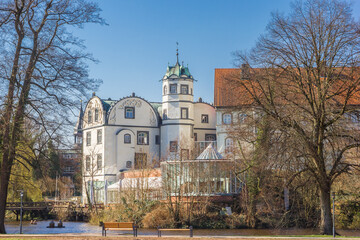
[319,184,332,235]
[0,48,35,234]
[0,11,25,234]
[246,185,260,228]
[0,157,12,234]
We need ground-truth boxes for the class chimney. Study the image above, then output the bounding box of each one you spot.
[241,63,250,79]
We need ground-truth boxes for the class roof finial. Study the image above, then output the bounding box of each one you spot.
[176,42,179,64]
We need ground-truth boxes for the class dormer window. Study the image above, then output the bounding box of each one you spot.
[201,114,209,123]
[170,84,177,94]
[181,85,188,94]
[88,110,92,123]
[125,107,135,119]
[95,109,99,122]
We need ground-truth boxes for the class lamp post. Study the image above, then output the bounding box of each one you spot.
[19,190,24,234]
[332,192,336,238]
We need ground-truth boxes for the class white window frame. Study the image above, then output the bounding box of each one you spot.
[180,84,188,94]
[88,110,92,123]
[97,129,102,144]
[225,138,234,153]
[95,109,99,122]
[97,154,102,170]
[137,131,149,145]
[201,114,209,123]
[170,84,177,94]
[223,113,232,124]
[239,113,247,123]
[124,133,131,144]
[85,156,90,171]
[125,107,135,119]
[86,132,91,146]
[181,108,188,119]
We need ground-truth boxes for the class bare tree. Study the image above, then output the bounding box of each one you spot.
[231,0,360,234]
[82,145,102,215]
[0,0,104,233]
[161,140,234,227]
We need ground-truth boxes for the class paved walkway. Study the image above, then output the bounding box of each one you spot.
[0,234,359,240]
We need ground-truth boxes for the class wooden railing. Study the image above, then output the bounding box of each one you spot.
[6,202,50,210]
[6,201,103,211]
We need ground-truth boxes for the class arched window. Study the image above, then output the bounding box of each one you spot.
[88,110,92,123]
[223,113,232,124]
[95,109,99,122]
[163,109,167,120]
[124,134,131,144]
[225,138,234,153]
[163,85,167,95]
[126,161,132,168]
[205,134,216,141]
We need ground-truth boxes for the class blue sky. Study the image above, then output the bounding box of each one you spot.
[75,0,360,104]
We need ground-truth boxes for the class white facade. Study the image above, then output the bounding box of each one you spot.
[77,57,216,203]
[216,108,257,157]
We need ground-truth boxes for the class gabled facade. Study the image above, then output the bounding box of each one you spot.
[214,68,257,155]
[76,55,217,203]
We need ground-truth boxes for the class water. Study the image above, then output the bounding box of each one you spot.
[5,221,100,235]
[5,220,360,237]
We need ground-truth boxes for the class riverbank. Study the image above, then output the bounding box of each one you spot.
[4,221,360,239]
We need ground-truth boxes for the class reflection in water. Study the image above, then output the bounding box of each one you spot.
[4,220,360,237]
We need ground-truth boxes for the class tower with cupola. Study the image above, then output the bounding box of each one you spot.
[160,49,195,159]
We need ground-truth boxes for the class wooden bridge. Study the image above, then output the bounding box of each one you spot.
[6,202,53,211]
[6,201,104,211]
[6,201,103,221]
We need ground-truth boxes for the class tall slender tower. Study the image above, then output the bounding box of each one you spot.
[161,48,195,160]
[74,100,84,147]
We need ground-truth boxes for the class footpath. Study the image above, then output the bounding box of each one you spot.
[0,234,359,240]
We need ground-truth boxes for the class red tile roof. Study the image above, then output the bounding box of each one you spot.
[214,68,360,108]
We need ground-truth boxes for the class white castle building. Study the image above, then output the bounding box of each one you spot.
[75,53,217,202]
